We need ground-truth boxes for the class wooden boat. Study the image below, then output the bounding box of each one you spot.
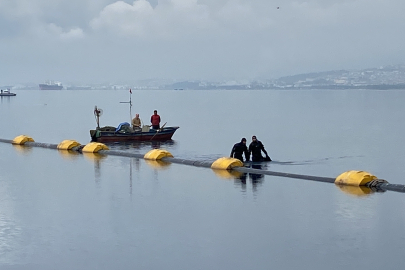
[90,105,179,142]
[0,89,16,96]
[90,125,179,142]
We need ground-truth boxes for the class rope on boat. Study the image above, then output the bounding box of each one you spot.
[1,136,405,194]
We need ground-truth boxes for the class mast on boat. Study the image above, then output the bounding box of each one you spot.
[120,88,132,124]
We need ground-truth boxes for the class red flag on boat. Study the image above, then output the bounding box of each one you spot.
[129,88,132,94]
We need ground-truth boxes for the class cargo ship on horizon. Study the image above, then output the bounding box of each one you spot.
[39,81,63,90]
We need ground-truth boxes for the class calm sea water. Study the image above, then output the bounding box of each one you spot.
[1,89,405,269]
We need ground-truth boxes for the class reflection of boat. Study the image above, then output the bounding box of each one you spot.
[0,89,16,96]
[39,81,63,90]
[90,106,179,142]
[102,140,176,150]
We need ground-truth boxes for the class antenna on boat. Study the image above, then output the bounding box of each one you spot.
[120,89,133,124]
[94,106,103,128]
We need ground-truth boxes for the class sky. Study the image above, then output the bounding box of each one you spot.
[1,0,405,84]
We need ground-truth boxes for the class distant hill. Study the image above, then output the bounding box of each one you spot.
[160,65,405,90]
[6,64,405,90]
[276,70,348,85]
[272,65,405,89]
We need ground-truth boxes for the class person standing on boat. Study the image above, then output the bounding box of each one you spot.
[132,114,142,131]
[248,136,271,162]
[230,138,250,162]
[150,110,161,129]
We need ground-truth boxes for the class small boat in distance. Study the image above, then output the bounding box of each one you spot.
[39,81,63,90]
[0,89,16,96]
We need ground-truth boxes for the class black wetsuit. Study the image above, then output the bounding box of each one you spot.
[230,142,249,162]
[249,140,269,162]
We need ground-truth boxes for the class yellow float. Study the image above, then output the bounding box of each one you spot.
[82,142,109,153]
[335,170,377,186]
[211,157,243,170]
[12,135,34,145]
[144,149,173,160]
[57,140,81,150]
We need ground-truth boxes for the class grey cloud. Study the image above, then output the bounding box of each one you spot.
[0,0,404,84]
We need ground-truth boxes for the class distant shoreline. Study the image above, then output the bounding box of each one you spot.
[161,83,405,90]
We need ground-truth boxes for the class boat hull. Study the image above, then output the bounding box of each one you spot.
[90,127,179,142]
[0,93,16,96]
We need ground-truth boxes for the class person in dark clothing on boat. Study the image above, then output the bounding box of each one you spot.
[150,110,161,129]
[230,138,250,162]
[248,135,271,162]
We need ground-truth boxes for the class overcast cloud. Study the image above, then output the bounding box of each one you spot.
[0,0,404,84]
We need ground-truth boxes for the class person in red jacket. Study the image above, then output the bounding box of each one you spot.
[150,110,161,129]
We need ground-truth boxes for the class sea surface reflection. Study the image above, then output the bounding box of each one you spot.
[1,89,405,270]
[106,139,177,152]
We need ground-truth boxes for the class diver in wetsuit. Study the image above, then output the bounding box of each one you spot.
[248,135,271,162]
[230,138,250,162]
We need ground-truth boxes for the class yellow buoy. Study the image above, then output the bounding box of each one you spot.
[211,157,243,170]
[144,149,173,160]
[12,135,34,145]
[57,140,81,150]
[82,142,109,153]
[335,170,377,186]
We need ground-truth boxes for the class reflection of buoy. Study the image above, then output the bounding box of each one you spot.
[212,169,244,179]
[335,185,374,197]
[82,152,107,162]
[12,144,33,154]
[145,159,171,170]
[58,149,81,160]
